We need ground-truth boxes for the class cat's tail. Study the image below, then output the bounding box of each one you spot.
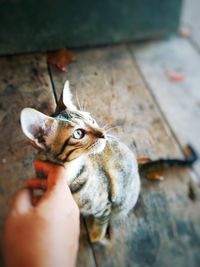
[138,144,198,178]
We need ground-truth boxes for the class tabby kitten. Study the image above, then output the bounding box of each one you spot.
[20,81,140,242]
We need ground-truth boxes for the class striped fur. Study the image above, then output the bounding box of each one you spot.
[20,81,140,242]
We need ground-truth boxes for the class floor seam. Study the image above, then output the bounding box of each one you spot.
[46,61,58,103]
[47,60,98,266]
[83,218,99,267]
[126,43,200,181]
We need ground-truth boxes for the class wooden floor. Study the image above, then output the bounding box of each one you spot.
[1,1,200,267]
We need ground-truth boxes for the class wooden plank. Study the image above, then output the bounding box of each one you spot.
[50,45,200,267]
[77,218,97,267]
[0,54,96,266]
[0,54,56,264]
[0,55,95,266]
[133,37,200,176]
[0,0,182,55]
[0,55,95,267]
[181,0,200,49]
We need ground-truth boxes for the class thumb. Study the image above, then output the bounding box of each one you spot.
[11,188,32,214]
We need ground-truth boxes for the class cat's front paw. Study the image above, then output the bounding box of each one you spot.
[87,217,110,243]
[89,228,105,243]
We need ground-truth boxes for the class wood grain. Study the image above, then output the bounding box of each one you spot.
[133,37,200,176]
[50,45,200,267]
[0,54,96,267]
[0,54,56,264]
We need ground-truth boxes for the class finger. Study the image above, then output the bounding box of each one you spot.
[11,188,32,214]
[39,183,78,214]
[41,175,73,205]
[34,160,55,175]
[42,165,67,191]
[33,163,73,205]
[27,178,47,190]
[46,172,66,191]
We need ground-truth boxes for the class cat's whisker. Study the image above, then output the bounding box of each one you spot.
[78,98,86,111]
[106,134,118,140]
[102,124,110,130]
[82,100,88,111]
[85,102,88,111]
[21,80,142,243]
[97,119,108,129]
[75,91,82,110]
[102,123,117,130]
[81,99,84,111]
[104,125,121,133]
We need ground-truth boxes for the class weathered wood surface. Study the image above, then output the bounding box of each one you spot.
[181,0,200,48]
[0,55,96,267]
[0,44,200,267]
[50,45,200,267]
[77,217,96,267]
[0,54,56,264]
[133,37,200,176]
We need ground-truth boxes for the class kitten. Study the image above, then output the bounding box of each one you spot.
[20,81,140,242]
[20,81,198,242]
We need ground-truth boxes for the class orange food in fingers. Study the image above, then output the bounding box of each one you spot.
[27,179,47,189]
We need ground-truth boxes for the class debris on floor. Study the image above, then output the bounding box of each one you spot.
[165,69,185,81]
[47,48,75,72]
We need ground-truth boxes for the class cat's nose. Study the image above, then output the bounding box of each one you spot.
[96,131,106,139]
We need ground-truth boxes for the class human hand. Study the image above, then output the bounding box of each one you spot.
[4,161,80,267]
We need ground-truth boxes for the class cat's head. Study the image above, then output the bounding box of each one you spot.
[20,81,107,163]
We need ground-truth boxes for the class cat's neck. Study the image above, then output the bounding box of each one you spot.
[63,156,86,185]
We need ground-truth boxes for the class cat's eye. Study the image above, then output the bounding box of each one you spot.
[72,129,85,139]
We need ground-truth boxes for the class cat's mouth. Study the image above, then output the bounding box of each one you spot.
[87,139,106,154]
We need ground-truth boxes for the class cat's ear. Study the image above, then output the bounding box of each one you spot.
[20,108,56,149]
[63,80,77,111]
[55,80,77,112]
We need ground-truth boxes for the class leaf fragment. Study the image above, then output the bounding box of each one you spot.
[165,70,185,82]
[48,48,75,72]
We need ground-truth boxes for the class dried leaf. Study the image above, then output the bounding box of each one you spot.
[48,48,75,72]
[179,27,191,38]
[165,70,185,82]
